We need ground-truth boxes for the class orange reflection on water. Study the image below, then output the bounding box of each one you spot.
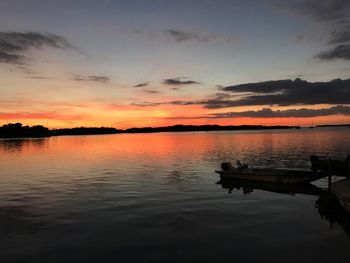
[1,128,349,177]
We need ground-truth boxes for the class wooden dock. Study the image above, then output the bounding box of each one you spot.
[332,178,350,213]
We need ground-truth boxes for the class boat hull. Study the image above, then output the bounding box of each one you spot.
[216,168,325,184]
[218,178,323,196]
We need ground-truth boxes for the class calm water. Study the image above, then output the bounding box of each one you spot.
[0,127,350,262]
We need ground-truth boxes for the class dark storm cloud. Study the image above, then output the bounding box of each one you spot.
[132,78,350,109]
[210,105,350,118]
[0,31,73,65]
[316,44,350,60]
[209,78,350,108]
[163,77,200,86]
[222,79,294,93]
[74,75,110,83]
[133,82,149,87]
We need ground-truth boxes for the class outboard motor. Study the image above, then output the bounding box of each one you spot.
[310,155,327,172]
[221,162,234,171]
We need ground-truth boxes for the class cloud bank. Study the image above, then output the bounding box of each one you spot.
[131,77,350,119]
[210,105,350,118]
[212,78,350,108]
[132,78,350,109]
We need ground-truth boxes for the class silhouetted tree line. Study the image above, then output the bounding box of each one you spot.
[51,127,121,136]
[0,123,300,138]
[0,123,50,138]
[316,124,350,128]
[124,124,299,133]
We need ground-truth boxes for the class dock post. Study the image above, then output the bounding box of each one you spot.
[328,158,332,193]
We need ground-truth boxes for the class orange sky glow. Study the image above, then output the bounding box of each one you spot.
[0,1,349,129]
[1,101,349,129]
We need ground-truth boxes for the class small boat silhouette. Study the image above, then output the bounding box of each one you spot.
[215,159,325,184]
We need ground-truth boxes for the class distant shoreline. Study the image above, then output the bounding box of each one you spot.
[52,125,300,136]
[316,124,350,128]
[0,123,301,138]
[1,123,349,138]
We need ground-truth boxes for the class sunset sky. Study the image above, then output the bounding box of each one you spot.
[0,0,349,128]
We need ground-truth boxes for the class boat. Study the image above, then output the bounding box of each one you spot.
[215,161,325,184]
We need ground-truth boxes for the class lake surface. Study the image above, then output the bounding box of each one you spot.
[0,127,350,262]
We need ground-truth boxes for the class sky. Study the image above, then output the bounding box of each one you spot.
[0,0,349,128]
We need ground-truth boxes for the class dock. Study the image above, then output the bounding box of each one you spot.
[332,178,350,213]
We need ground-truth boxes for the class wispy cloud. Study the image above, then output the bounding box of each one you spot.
[131,102,162,107]
[24,76,53,80]
[141,89,161,94]
[165,29,214,43]
[133,82,149,87]
[211,92,234,100]
[0,111,83,120]
[164,29,235,43]
[279,0,350,60]
[292,0,349,24]
[329,26,350,44]
[74,75,110,83]
[163,77,200,86]
[0,31,74,65]
[316,44,350,60]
